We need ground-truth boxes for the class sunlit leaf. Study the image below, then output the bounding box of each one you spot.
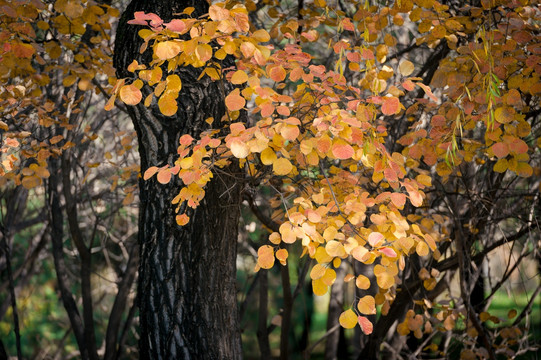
[339,309,357,329]
[158,94,178,116]
[381,96,400,115]
[273,157,293,176]
[358,316,373,335]
[257,245,275,269]
[155,41,182,60]
[119,85,142,105]
[357,295,376,315]
[157,168,172,184]
[225,88,245,111]
[230,140,249,159]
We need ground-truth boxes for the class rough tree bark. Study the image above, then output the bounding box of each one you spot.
[114,1,243,358]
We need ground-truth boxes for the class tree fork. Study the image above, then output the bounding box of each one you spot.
[114,1,243,358]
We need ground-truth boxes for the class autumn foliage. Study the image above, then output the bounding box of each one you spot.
[2,0,541,358]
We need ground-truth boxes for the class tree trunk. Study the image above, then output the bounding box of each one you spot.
[114,1,243,359]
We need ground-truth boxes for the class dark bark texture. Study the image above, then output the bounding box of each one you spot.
[114,1,243,359]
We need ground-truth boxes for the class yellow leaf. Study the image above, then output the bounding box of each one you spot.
[416,241,429,257]
[374,264,395,289]
[357,295,377,315]
[158,94,178,116]
[312,278,328,296]
[155,41,182,60]
[260,147,277,165]
[356,275,371,290]
[310,263,326,280]
[166,74,182,92]
[321,268,336,286]
[423,234,436,251]
[494,106,515,124]
[231,70,248,84]
[22,176,41,189]
[339,309,358,329]
[516,162,533,177]
[493,158,508,173]
[399,60,415,76]
[119,85,142,105]
[273,158,293,176]
[252,29,270,42]
[195,43,213,63]
[416,174,432,187]
[325,240,346,258]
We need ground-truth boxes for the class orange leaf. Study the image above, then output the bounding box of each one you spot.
[155,41,182,60]
[331,140,354,159]
[209,4,230,21]
[195,43,213,63]
[268,65,286,82]
[144,166,159,180]
[176,214,190,226]
[275,248,288,263]
[157,168,172,184]
[257,245,275,269]
[119,85,142,105]
[356,275,371,290]
[491,143,509,159]
[269,232,281,244]
[280,125,299,141]
[252,29,270,42]
[390,192,406,207]
[231,70,248,84]
[416,83,438,102]
[357,295,377,315]
[358,316,373,335]
[279,222,296,244]
[381,96,400,115]
[225,88,245,111]
[158,94,178,116]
